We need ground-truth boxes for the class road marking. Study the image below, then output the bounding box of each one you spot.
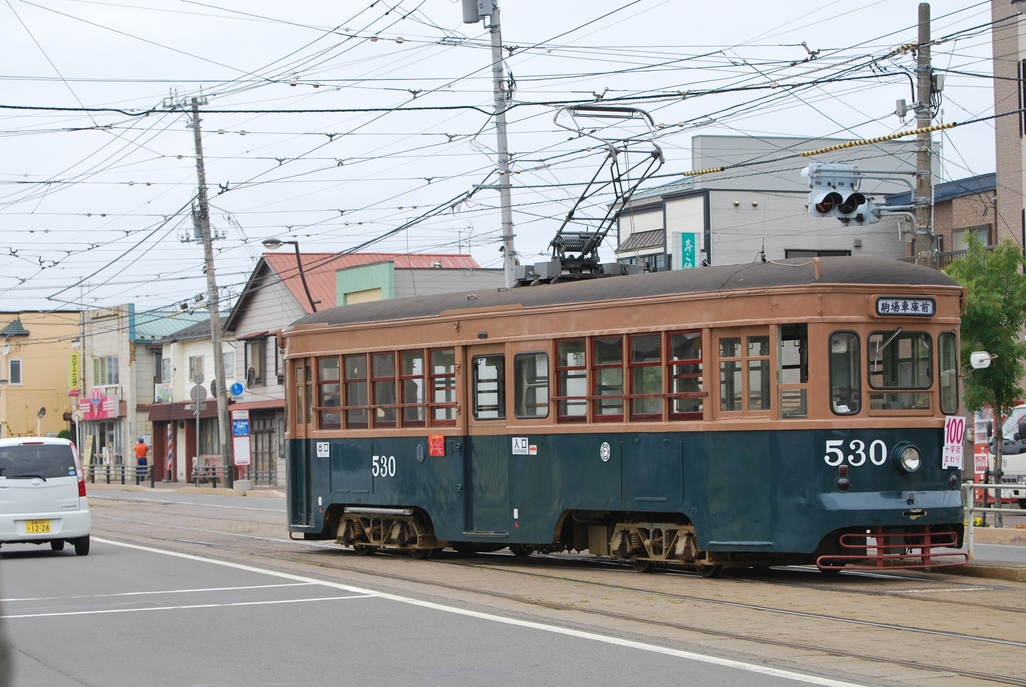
[2,595,371,619]
[2,582,315,603]
[92,537,867,687]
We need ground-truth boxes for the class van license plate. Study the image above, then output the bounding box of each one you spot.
[25,520,51,534]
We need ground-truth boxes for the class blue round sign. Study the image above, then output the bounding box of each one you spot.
[230,382,244,396]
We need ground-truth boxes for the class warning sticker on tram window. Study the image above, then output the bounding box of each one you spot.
[875,297,935,316]
[942,416,965,470]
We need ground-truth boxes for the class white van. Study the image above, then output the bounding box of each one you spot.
[0,437,91,555]
[990,405,1026,509]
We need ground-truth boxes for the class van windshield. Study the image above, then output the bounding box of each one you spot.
[0,445,77,479]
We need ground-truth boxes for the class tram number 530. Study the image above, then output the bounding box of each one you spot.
[824,439,887,467]
[372,455,397,477]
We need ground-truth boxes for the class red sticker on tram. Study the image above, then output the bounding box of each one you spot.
[428,434,445,457]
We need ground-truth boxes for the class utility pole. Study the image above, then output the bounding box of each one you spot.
[190,97,233,488]
[463,0,515,288]
[914,3,934,267]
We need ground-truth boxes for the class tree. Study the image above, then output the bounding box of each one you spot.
[945,235,1026,524]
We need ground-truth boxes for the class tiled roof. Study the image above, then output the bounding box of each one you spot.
[885,173,996,207]
[262,252,484,314]
[133,311,210,341]
[616,229,665,253]
[0,318,30,337]
[151,318,219,344]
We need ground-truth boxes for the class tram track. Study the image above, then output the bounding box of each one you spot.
[90,502,1026,686]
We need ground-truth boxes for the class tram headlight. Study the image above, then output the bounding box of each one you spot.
[891,442,921,474]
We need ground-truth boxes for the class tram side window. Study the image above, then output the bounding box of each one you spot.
[669,331,703,420]
[344,354,368,428]
[867,330,931,410]
[372,353,397,428]
[719,337,742,411]
[304,364,313,425]
[430,349,457,426]
[939,331,958,415]
[719,332,771,413]
[473,355,506,420]
[318,357,342,429]
[400,351,426,427]
[593,336,624,421]
[630,334,662,421]
[829,332,861,415]
[556,340,587,422]
[514,352,549,418]
[778,324,808,418]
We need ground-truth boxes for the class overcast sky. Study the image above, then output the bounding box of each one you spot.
[0,0,997,314]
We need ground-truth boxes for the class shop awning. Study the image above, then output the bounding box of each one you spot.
[229,399,285,411]
[148,401,221,422]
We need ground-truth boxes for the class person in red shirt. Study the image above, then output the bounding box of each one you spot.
[134,438,148,481]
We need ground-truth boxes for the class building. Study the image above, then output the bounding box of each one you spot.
[224,251,500,486]
[615,135,922,270]
[79,305,207,467]
[992,0,1025,247]
[0,311,79,438]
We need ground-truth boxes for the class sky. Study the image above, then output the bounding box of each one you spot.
[0,0,1000,315]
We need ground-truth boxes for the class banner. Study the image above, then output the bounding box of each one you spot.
[69,352,81,390]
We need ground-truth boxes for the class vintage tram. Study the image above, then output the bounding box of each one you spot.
[283,257,966,574]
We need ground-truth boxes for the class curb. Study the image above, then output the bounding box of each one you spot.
[931,564,1026,583]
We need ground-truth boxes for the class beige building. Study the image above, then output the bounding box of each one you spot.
[0,311,80,438]
[993,0,1025,246]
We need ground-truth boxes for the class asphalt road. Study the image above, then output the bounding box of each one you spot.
[0,538,864,687]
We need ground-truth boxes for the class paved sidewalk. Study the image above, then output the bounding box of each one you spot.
[84,479,285,499]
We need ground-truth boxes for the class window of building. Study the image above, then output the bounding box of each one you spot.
[939,332,958,415]
[8,359,21,386]
[784,249,851,258]
[400,351,426,427]
[372,353,396,427]
[223,350,235,381]
[429,349,457,425]
[188,355,204,385]
[245,338,265,386]
[629,334,662,420]
[343,355,367,428]
[830,332,861,415]
[514,352,549,419]
[668,331,703,420]
[161,357,171,384]
[867,330,931,410]
[556,340,587,422]
[199,417,220,455]
[593,336,624,421]
[472,355,505,420]
[93,356,118,386]
[318,357,341,429]
[778,324,808,418]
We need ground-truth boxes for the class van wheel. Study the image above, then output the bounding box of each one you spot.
[74,535,90,556]
[50,540,65,552]
[1018,499,1026,510]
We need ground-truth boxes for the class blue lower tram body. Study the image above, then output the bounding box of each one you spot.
[287,428,964,567]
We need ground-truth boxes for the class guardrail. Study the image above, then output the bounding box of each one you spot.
[86,463,155,488]
[962,482,1025,559]
[191,460,230,488]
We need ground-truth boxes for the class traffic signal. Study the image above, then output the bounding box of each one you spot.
[802,163,876,224]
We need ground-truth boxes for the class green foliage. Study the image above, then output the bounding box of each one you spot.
[56,429,71,440]
[945,236,1026,415]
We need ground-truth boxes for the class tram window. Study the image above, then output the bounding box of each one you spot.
[630,334,662,420]
[344,355,368,428]
[514,352,549,419]
[747,336,771,411]
[593,336,624,421]
[304,364,313,425]
[429,349,457,425]
[939,332,958,415]
[473,355,506,420]
[400,351,426,427]
[372,353,396,427]
[294,364,305,426]
[318,357,342,429]
[719,337,742,412]
[868,331,932,390]
[556,340,587,422]
[778,324,808,418]
[829,332,861,415]
[669,331,703,420]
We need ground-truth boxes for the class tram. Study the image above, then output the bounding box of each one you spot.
[283,257,967,574]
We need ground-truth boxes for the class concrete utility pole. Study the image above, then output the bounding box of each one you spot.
[190,97,233,488]
[463,0,516,288]
[914,3,934,267]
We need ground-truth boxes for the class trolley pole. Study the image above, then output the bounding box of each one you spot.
[190,97,233,488]
[913,3,934,267]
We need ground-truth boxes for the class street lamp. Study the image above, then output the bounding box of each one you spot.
[262,238,319,312]
[1014,0,1026,15]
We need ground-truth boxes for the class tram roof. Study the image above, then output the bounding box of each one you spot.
[288,257,958,329]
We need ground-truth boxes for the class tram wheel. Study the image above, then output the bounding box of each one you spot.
[353,545,377,556]
[407,548,437,560]
[630,558,657,573]
[510,545,535,558]
[695,564,723,579]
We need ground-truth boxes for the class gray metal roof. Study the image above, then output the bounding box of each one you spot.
[133,311,210,342]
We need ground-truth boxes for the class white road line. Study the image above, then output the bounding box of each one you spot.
[2,582,315,603]
[91,537,867,687]
[2,595,372,619]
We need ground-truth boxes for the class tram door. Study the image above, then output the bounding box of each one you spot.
[465,346,509,535]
